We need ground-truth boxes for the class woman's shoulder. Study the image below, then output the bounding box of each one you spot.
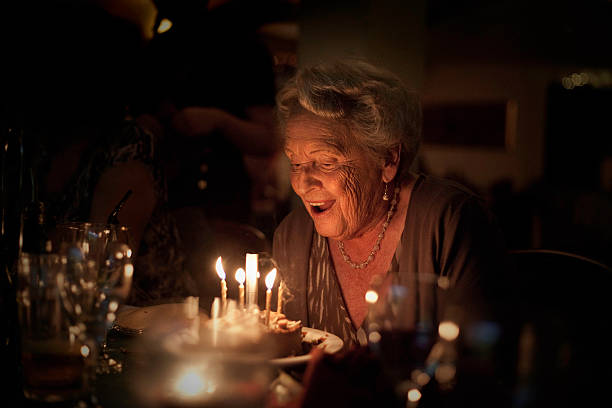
[414,173,480,199]
[413,173,483,207]
[409,173,490,224]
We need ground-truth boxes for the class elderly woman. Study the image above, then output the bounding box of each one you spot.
[272,59,507,349]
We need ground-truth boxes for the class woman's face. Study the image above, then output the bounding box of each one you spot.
[284,113,384,241]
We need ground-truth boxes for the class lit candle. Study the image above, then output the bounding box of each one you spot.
[215,257,227,313]
[264,268,277,327]
[235,268,245,310]
[245,253,258,307]
[277,280,284,314]
[211,297,220,347]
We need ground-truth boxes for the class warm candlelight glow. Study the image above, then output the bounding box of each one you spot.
[265,268,277,289]
[215,257,225,280]
[211,297,220,346]
[245,253,258,306]
[211,297,220,319]
[277,280,284,314]
[235,268,245,310]
[264,268,276,326]
[215,257,227,312]
[175,370,205,397]
[173,368,216,398]
[235,268,245,285]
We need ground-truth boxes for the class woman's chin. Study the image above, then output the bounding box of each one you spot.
[306,206,351,240]
[312,221,348,241]
[312,221,335,238]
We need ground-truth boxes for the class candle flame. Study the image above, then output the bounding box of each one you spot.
[235,268,245,284]
[215,256,225,280]
[265,268,277,289]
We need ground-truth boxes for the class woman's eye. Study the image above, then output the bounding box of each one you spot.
[290,161,339,172]
[317,162,338,171]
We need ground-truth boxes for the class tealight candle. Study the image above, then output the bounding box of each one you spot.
[245,253,258,307]
[215,257,227,313]
[264,268,277,327]
[235,268,245,310]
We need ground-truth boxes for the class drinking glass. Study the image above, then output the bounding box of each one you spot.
[15,253,94,403]
[366,273,461,407]
[52,222,134,366]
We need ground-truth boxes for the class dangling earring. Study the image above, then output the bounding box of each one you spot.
[382,183,389,201]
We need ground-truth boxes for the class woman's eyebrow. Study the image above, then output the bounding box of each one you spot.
[309,149,334,155]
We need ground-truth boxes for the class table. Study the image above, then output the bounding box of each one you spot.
[16,328,303,408]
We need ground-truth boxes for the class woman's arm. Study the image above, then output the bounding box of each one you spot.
[89,160,156,255]
[170,105,280,156]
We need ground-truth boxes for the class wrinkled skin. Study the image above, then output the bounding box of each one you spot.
[284,113,388,241]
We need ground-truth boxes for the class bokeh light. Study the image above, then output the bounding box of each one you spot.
[157,18,173,34]
[407,388,422,402]
[438,320,460,341]
[365,289,379,304]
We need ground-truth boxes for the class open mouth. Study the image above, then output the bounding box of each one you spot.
[309,201,334,214]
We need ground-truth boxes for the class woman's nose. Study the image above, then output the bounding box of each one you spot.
[293,166,321,195]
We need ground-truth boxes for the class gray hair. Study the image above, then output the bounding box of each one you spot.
[276,58,422,182]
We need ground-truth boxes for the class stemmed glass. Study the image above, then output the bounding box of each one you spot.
[52,222,134,371]
[365,273,460,407]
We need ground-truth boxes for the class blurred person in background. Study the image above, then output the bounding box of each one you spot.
[132,0,283,226]
[3,0,200,306]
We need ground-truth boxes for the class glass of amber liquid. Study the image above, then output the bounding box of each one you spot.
[16,253,93,403]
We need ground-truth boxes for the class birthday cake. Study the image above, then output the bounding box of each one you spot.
[264,311,303,358]
[142,300,302,360]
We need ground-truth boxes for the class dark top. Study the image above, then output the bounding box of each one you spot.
[272,174,507,344]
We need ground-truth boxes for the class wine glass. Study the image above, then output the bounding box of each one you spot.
[52,222,134,369]
[365,273,460,407]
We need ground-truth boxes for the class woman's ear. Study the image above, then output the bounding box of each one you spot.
[382,144,401,183]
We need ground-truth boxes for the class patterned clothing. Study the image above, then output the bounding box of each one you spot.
[307,232,356,345]
[273,174,508,347]
[307,232,400,349]
[43,121,198,306]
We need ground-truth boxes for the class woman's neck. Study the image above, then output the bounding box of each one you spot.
[340,173,416,252]
[328,173,418,329]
